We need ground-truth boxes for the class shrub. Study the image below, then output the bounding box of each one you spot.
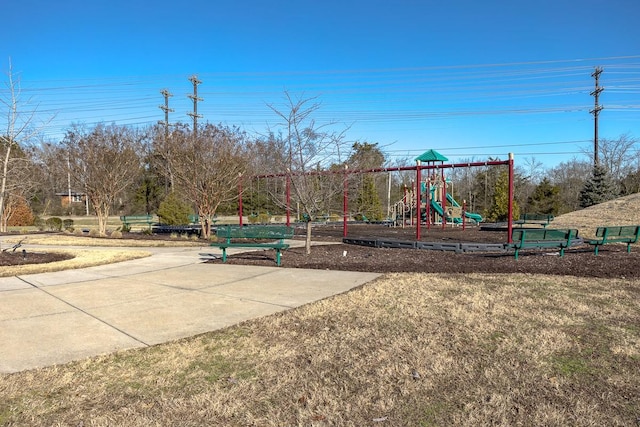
[257,213,271,224]
[88,228,101,238]
[7,198,35,226]
[62,219,74,231]
[74,228,85,236]
[34,217,46,231]
[110,230,123,239]
[45,217,63,231]
[158,192,191,225]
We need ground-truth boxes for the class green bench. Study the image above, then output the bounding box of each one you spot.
[188,214,217,225]
[210,225,295,266]
[120,215,154,229]
[510,228,579,260]
[514,213,554,228]
[587,225,640,255]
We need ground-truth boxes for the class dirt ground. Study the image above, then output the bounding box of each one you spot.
[212,223,640,279]
[2,223,638,279]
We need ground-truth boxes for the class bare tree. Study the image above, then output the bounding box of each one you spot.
[64,123,143,235]
[167,123,247,239]
[582,133,639,189]
[268,92,350,254]
[0,60,45,231]
[598,134,638,184]
[0,142,39,230]
[150,123,176,194]
[548,157,592,214]
[522,157,546,184]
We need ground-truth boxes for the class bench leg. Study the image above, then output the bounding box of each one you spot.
[221,248,227,263]
[275,249,281,266]
[560,247,565,257]
[514,248,519,260]
[594,245,599,256]
[627,243,632,253]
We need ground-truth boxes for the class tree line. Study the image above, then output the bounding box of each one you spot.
[2,68,639,247]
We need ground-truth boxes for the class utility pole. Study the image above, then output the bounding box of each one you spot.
[590,67,604,166]
[187,75,203,137]
[159,89,175,192]
[159,89,173,140]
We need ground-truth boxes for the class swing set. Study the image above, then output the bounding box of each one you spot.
[235,152,516,244]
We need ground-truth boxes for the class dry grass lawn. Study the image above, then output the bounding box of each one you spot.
[0,249,151,277]
[3,234,201,248]
[1,273,638,426]
[0,234,197,277]
[552,192,640,239]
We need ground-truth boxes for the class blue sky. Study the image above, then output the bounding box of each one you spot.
[2,0,639,169]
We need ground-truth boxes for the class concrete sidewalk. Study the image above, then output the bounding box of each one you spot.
[0,244,380,373]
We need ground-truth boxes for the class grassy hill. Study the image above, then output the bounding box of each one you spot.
[552,192,640,238]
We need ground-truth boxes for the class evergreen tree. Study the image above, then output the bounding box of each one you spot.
[485,169,519,222]
[157,191,192,225]
[356,174,384,220]
[579,164,618,208]
[526,177,560,214]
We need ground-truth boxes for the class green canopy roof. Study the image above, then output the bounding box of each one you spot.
[415,149,448,163]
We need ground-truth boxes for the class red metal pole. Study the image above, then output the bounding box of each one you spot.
[462,199,467,231]
[343,165,348,238]
[285,175,291,227]
[441,166,446,229]
[508,153,514,244]
[238,174,243,226]
[426,174,431,230]
[416,162,421,240]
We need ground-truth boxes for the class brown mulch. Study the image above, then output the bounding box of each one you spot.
[3,224,637,279]
[211,223,640,279]
[0,250,73,266]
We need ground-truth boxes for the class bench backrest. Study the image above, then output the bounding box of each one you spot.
[512,228,577,242]
[595,225,640,239]
[519,213,554,222]
[216,225,295,240]
[120,215,153,221]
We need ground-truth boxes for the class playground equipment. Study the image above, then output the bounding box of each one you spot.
[392,173,483,227]
[243,149,515,242]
